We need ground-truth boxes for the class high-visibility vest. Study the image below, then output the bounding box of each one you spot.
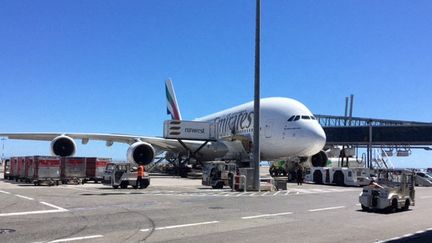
[137,166,144,177]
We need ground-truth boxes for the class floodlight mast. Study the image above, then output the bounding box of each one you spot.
[252,0,261,191]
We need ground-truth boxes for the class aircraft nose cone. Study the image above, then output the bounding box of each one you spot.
[306,125,327,155]
[313,126,327,149]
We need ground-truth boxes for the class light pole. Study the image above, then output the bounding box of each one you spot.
[252,0,261,191]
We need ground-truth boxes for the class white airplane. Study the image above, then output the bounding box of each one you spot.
[0,79,327,166]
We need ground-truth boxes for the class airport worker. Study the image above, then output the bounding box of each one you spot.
[368,180,383,189]
[296,166,303,185]
[137,165,145,189]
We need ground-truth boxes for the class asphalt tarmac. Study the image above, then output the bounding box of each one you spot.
[1,176,431,243]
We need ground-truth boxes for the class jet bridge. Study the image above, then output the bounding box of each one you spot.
[315,115,432,147]
[315,115,432,168]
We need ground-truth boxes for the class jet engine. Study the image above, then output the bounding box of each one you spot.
[127,141,155,165]
[311,150,328,167]
[51,135,76,157]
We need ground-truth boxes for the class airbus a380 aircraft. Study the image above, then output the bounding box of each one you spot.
[0,80,327,167]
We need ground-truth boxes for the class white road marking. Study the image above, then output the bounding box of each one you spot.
[0,209,65,217]
[284,191,290,195]
[296,191,300,195]
[355,203,361,206]
[0,193,67,217]
[308,206,345,212]
[249,193,257,196]
[420,195,432,199]
[40,202,68,211]
[0,190,11,194]
[272,191,281,196]
[261,192,270,196]
[242,212,293,219]
[15,194,34,201]
[47,234,103,242]
[140,221,219,232]
[236,192,248,197]
[58,186,96,192]
[310,189,329,193]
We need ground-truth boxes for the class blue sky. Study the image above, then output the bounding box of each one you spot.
[1,1,431,168]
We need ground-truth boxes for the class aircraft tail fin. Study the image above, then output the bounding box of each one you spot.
[165,78,182,120]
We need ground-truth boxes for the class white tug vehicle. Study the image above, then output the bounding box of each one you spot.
[359,169,415,213]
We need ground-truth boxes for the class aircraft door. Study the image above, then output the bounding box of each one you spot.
[265,120,273,138]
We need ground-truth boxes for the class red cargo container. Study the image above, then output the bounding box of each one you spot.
[61,157,86,184]
[24,156,35,183]
[85,157,111,183]
[33,156,61,186]
[9,157,18,180]
[16,157,26,182]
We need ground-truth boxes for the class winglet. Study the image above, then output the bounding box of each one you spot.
[165,79,182,120]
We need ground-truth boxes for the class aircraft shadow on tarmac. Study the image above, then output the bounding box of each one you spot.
[384,229,432,243]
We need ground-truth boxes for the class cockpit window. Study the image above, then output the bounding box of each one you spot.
[287,115,295,121]
[294,115,300,121]
[302,116,310,120]
[311,116,316,120]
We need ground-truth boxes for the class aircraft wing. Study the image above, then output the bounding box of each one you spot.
[0,132,206,153]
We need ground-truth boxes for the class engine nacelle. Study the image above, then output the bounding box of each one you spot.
[51,135,76,157]
[127,142,155,165]
[311,150,328,167]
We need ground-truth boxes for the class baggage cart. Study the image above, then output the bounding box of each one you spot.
[16,157,25,182]
[61,157,86,184]
[33,156,61,186]
[24,156,35,183]
[84,157,111,183]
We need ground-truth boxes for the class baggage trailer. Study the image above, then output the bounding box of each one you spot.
[9,157,18,180]
[33,156,61,186]
[84,157,111,183]
[24,156,36,183]
[61,157,86,184]
[16,157,26,182]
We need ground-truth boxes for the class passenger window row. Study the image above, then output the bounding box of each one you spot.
[287,115,317,122]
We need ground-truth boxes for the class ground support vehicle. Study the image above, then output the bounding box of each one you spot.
[269,160,289,177]
[84,157,111,183]
[32,156,61,186]
[305,167,371,186]
[202,161,236,189]
[359,169,415,213]
[3,159,10,180]
[414,171,432,187]
[102,162,150,189]
[61,157,86,184]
